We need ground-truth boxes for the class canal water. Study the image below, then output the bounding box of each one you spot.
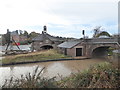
[0,58,106,86]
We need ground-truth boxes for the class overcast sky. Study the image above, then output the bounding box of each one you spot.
[0,0,119,38]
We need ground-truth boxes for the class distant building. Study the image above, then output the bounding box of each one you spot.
[11,31,20,43]
[10,30,28,44]
[32,26,65,51]
[19,35,28,42]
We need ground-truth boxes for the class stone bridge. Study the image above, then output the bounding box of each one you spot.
[83,38,120,58]
[58,37,120,58]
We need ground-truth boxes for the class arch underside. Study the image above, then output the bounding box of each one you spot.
[92,46,110,58]
[40,45,53,50]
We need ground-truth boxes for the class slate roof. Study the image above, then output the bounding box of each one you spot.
[32,32,64,42]
[32,34,44,41]
[58,40,81,48]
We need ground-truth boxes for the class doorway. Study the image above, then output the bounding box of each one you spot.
[76,48,82,56]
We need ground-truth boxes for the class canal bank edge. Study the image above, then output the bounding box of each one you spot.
[1,57,90,66]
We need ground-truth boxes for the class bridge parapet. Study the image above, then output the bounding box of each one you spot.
[83,37,120,58]
[85,38,118,43]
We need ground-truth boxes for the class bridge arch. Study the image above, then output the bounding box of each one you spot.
[91,46,110,58]
[40,45,53,50]
[89,42,119,58]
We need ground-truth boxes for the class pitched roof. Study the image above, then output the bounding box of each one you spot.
[32,34,44,41]
[58,40,81,48]
[32,32,64,42]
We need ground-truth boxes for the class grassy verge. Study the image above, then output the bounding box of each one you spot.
[57,62,119,88]
[2,49,69,65]
[2,62,119,88]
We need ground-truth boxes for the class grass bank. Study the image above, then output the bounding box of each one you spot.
[1,62,119,88]
[2,49,68,65]
[57,62,119,88]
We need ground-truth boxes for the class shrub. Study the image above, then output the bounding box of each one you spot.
[58,62,120,88]
[2,66,58,88]
[2,62,119,88]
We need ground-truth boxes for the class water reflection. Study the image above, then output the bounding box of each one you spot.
[0,67,11,86]
[43,62,72,79]
[0,59,106,86]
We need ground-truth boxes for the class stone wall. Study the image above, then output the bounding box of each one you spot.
[111,53,120,66]
[67,48,76,57]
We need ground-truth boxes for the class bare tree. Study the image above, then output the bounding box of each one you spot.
[93,26,102,38]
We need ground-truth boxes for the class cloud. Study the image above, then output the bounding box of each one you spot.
[0,0,118,25]
[47,23,117,38]
[0,0,118,38]
[49,2,117,24]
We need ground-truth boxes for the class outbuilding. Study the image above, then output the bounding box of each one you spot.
[58,40,85,57]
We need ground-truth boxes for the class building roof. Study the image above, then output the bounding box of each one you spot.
[58,40,81,48]
[32,32,64,42]
[11,31,18,35]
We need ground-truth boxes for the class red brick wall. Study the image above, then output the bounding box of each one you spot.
[19,36,27,42]
[12,35,19,42]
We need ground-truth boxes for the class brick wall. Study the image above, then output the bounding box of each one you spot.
[12,35,19,42]
[67,48,76,57]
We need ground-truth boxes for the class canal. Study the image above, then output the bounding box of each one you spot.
[0,58,106,86]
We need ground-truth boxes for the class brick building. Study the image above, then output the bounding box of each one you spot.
[58,40,84,57]
[9,30,28,45]
[32,26,65,51]
[11,31,20,43]
[58,38,119,58]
